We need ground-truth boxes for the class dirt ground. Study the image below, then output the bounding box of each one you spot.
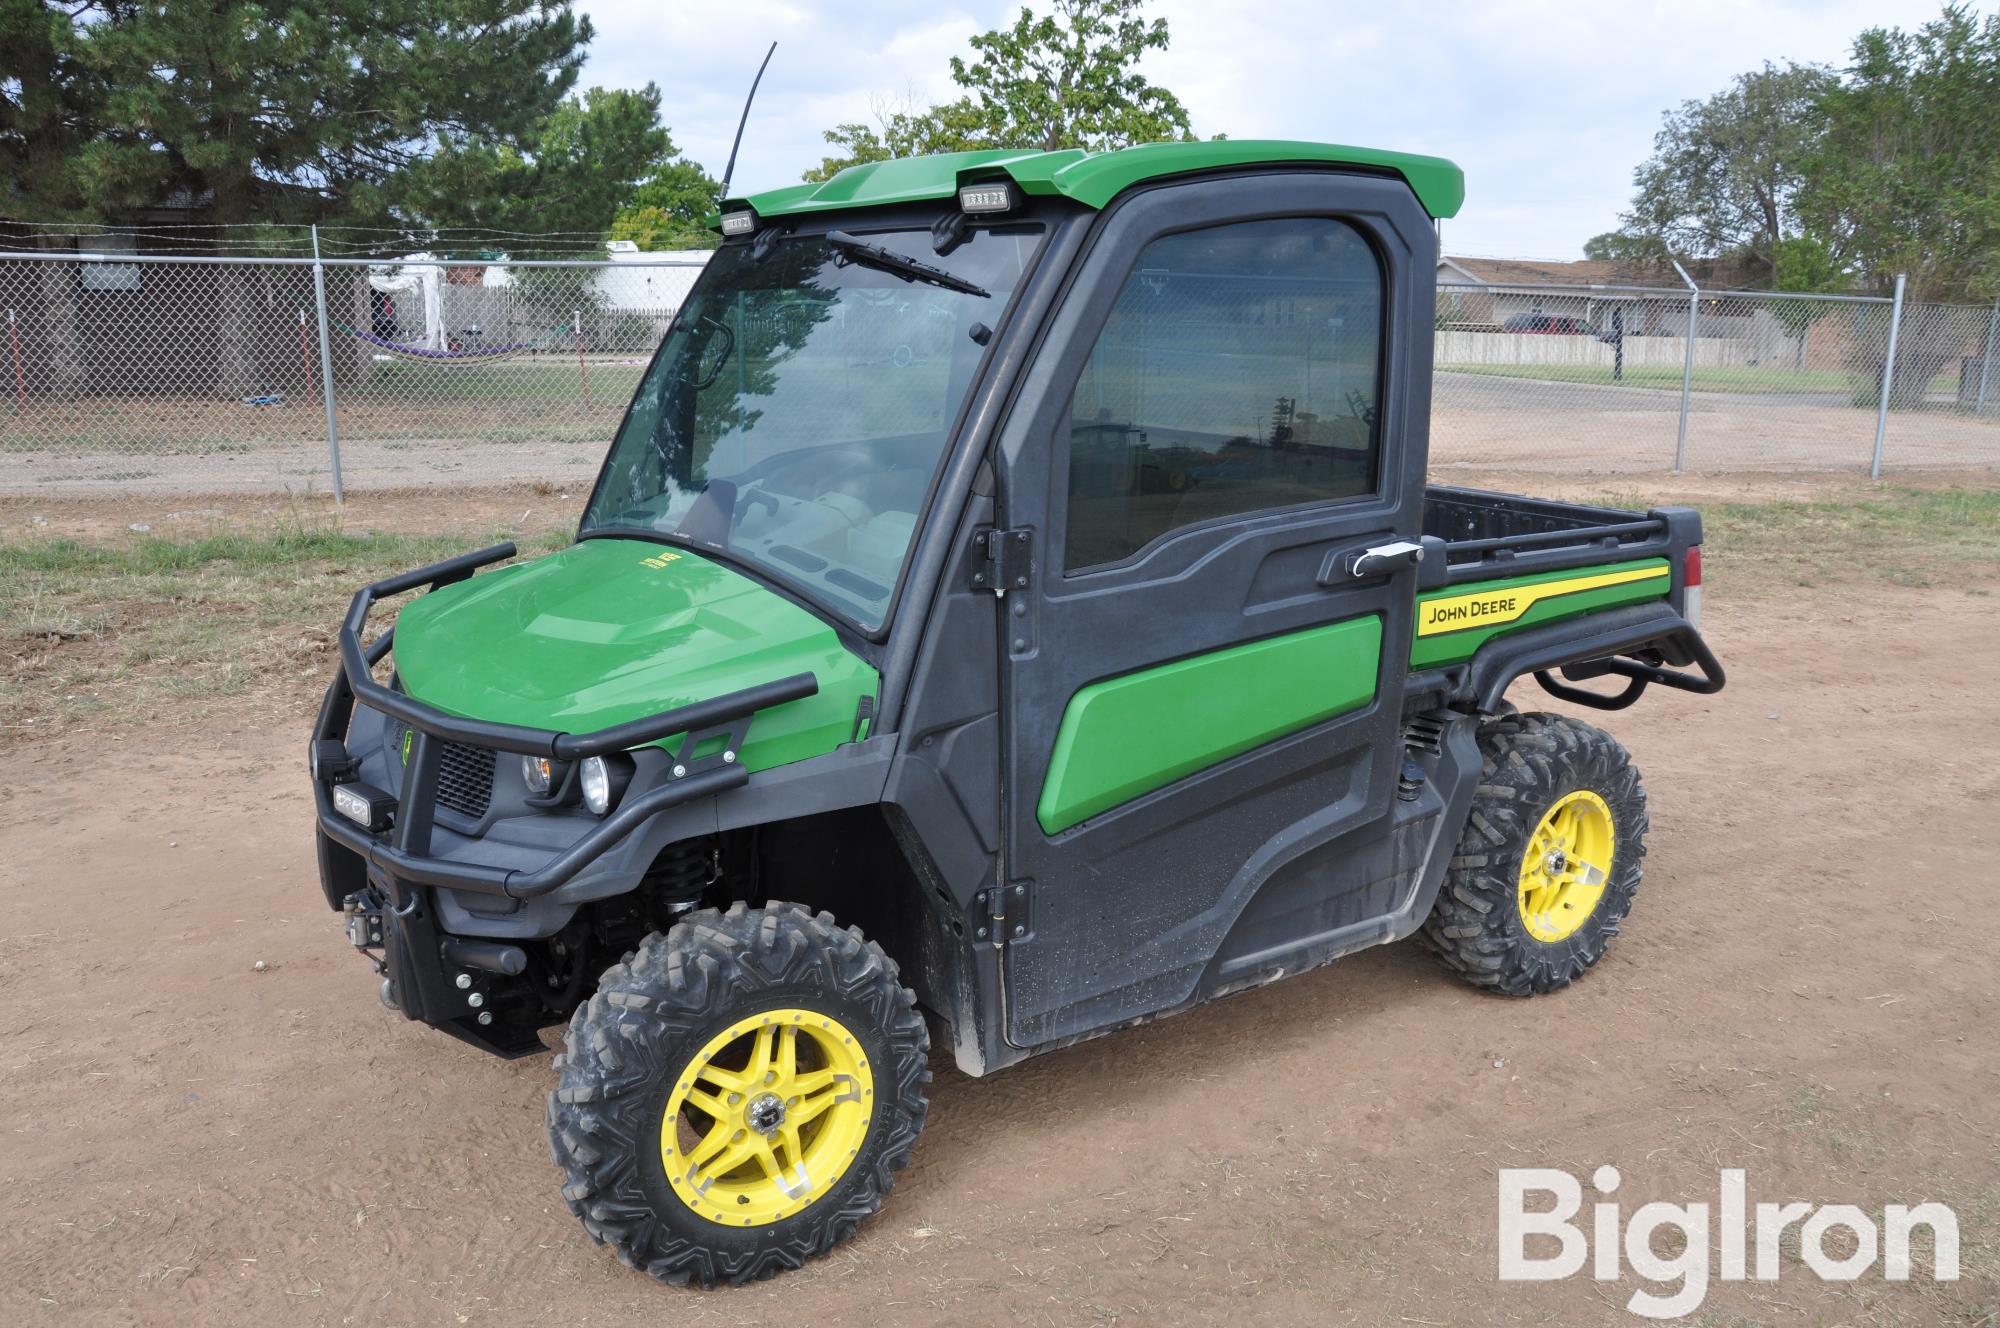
[2,487,1998,1325]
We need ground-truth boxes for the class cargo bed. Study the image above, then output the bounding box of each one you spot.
[1423,485,1699,586]
[1413,485,1722,711]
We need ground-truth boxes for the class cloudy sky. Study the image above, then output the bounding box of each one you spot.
[576,0,1969,259]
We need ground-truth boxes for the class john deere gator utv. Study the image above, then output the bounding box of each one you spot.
[309,140,1724,1286]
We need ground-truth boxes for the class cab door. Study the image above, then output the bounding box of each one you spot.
[990,172,1438,1047]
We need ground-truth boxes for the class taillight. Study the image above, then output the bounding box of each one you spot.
[1683,546,1703,627]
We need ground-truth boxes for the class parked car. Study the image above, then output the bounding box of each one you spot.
[1501,312,1597,335]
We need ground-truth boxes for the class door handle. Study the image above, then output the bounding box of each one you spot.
[1341,540,1425,580]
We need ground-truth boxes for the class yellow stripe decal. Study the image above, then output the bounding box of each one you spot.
[1416,565,1670,637]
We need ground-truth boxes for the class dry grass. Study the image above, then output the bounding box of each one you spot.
[0,497,570,746]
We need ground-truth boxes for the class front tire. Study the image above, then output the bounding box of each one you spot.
[548,902,930,1286]
[1421,712,1648,994]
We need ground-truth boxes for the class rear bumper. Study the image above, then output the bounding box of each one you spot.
[1460,601,1725,713]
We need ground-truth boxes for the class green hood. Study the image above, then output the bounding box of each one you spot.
[391,539,877,773]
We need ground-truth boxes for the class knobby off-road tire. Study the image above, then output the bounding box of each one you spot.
[548,902,930,1286]
[1422,712,1648,995]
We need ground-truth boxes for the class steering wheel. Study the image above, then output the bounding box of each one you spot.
[735,488,781,520]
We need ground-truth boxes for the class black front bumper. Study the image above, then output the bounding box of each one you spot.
[310,543,818,1055]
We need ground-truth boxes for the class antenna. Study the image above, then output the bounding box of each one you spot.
[719,41,777,203]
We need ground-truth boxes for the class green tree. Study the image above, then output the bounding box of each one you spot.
[1797,5,2000,303]
[1610,61,1835,280]
[0,1,158,225]
[0,0,157,393]
[1768,234,1849,367]
[400,85,676,244]
[80,1,591,231]
[952,0,1193,151]
[1581,231,1673,267]
[804,0,1196,183]
[803,97,992,183]
[1798,5,2000,406]
[34,1,592,393]
[612,157,723,250]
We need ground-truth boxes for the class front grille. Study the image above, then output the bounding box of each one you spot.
[436,741,497,819]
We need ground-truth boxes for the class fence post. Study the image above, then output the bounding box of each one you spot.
[311,225,346,502]
[1670,260,1698,473]
[574,308,590,410]
[1871,272,1906,480]
[1977,295,1999,417]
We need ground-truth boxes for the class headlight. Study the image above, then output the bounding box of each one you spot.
[521,755,553,795]
[331,781,396,832]
[580,757,613,815]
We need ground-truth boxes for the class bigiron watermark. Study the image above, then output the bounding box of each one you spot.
[1498,1166,1960,1319]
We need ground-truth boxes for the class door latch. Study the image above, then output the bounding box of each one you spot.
[1342,539,1425,580]
[970,528,1033,597]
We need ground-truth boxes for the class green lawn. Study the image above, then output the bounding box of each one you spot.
[1438,361,1960,396]
[351,356,647,404]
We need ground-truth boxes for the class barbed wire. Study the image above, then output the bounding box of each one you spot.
[0,219,705,258]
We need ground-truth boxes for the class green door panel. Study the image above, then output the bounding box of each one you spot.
[1410,558,1671,669]
[1036,616,1385,836]
[390,539,877,773]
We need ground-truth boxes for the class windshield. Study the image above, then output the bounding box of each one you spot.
[582,223,1044,630]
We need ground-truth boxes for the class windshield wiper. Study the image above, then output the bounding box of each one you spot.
[824,230,990,298]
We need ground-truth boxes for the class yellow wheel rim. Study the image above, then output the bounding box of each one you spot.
[1517,789,1615,943]
[660,1009,875,1227]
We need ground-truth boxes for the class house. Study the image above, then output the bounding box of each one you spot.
[1433,253,1832,371]
[1436,255,1691,336]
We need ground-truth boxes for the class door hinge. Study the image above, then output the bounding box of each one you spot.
[970,527,1032,597]
[973,881,1033,944]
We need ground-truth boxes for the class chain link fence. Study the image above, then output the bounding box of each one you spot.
[1,250,1996,495]
[0,251,704,494]
[1433,278,2000,475]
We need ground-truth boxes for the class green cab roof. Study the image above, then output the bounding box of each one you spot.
[723,139,1464,227]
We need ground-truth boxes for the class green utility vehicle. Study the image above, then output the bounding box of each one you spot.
[310,140,1724,1286]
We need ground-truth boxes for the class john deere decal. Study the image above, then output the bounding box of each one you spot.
[1417,565,1669,636]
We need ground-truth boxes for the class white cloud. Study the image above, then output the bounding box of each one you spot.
[577,0,1981,256]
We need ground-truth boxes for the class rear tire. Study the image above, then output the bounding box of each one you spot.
[1421,712,1647,994]
[548,901,930,1286]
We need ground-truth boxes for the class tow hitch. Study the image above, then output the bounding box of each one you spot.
[343,890,386,954]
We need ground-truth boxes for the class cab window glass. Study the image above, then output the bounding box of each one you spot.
[1064,217,1384,571]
